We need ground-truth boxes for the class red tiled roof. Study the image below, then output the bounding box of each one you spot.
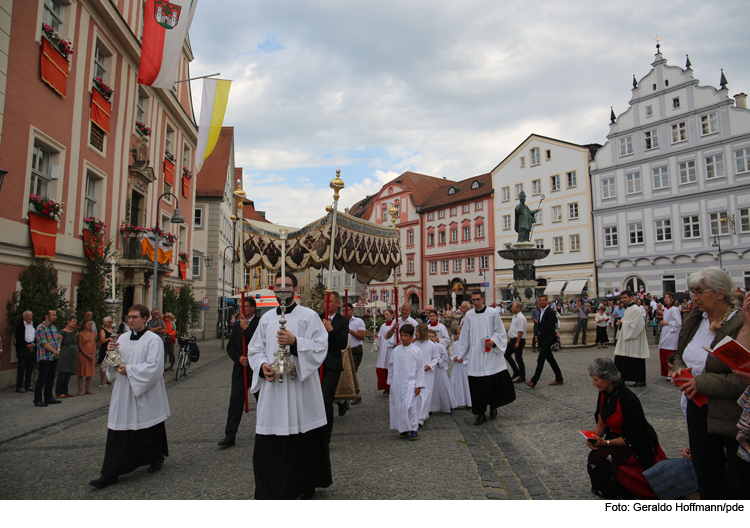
[243,198,272,223]
[196,127,233,195]
[347,194,376,219]
[419,172,493,210]
[385,171,455,207]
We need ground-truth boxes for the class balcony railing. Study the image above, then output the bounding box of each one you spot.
[120,233,172,269]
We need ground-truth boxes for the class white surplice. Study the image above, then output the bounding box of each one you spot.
[247,304,329,436]
[430,341,455,413]
[375,321,397,369]
[428,322,450,349]
[106,331,170,431]
[387,343,425,432]
[453,306,508,377]
[613,304,650,359]
[658,306,682,351]
[450,335,471,408]
[414,339,439,421]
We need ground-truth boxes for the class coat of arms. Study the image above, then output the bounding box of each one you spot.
[155,0,182,30]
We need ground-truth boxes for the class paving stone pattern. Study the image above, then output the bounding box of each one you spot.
[0,336,688,500]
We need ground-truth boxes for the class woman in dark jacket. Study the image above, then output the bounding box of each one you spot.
[585,357,666,499]
[55,316,79,398]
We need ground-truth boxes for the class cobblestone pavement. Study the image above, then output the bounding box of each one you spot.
[0,335,688,500]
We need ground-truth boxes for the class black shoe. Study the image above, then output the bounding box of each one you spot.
[631,382,647,387]
[338,401,350,417]
[297,489,316,500]
[514,377,526,384]
[473,414,486,426]
[46,398,62,404]
[34,401,48,407]
[218,436,236,448]
[89,475,118,489]
[15,388,26,393]
[489,407,498,419]
[383,390,389,396]
[147,459,164,473]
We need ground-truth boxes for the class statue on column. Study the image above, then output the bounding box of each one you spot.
[514,191,537,243]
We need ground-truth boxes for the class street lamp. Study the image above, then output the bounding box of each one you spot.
[712,233,723,269]
[203,256,214,269]
[152,192,184,311]
[220,245,239,349]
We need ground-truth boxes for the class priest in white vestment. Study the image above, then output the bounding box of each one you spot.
[614,290,650,387]
[89,304,170,490]
[248,273,330,500]
[454,291,514,425]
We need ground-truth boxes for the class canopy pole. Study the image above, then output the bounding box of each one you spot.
[233,179,249,413]
[389,202,400,344]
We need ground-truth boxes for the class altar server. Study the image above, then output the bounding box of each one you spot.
[429,329,455,413]
[388,325,425,440]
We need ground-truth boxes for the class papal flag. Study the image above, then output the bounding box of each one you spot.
[138,0,198,89]
[194,78,231,174]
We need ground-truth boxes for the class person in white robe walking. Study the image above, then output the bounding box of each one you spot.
[657,292,682,378]
[388,324,425,440]
[375,308,396,394]
[450,325,471,408]
[614,290,650,387]
[429,328,455,413]
[413,324,438,425]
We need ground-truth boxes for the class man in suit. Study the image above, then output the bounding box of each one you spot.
[218,297,260,448]
[15,311,37,392]
[320,292,349,444]
[526,294,564,388]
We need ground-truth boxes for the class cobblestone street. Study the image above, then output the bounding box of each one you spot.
[0,337,688,500]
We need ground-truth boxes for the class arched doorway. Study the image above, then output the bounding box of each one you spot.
[409,293,419,312]
[623,276,646,294]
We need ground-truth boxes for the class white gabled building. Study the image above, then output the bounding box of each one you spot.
[590,45,750,296]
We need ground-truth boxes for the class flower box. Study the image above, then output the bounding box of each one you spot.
[40,36,69,97]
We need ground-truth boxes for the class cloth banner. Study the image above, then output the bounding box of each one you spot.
[40,37,68,97]
[91,89,111,133]
[141,234,173,264]
[242,212,401,284]
[164,158,175,186]
[83,229,104,260]
[178,261,187,279]
[29,212,58,258]
[182,174,190,197]
[194,78,231,174]
[334,345,361,403]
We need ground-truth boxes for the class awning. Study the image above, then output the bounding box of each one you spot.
[563,279,589,296]
[544,280,567,296]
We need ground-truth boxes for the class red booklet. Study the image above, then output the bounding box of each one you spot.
[702,336,750,374]
[673,369,708,407]
[578,430,598,439]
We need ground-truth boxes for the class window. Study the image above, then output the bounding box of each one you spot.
[90,124,105,152]
[534,209,543,225]
[645,105,653,117]
[652,166,669,189]
[550,174,560,191]
[450,207,457,216]
[30,142,55,197]
[520,156,526,168]
[671,122,687,143]
[515,183,523,199]
[710,212,730,236]
[566,171,577,188]
[463,226,470,240]
[454,259,461,272]
[552,205,562,222]
[382,207,387,221]
[534,239,544,249]
[430,261,437,274]
[441,260,449,273]
[480,255,488,270]
[451,229,457,243]
[83,172,99,218]
[428,212,434,220]
[678,161,696,184]
[655,219,672,241]
[626,172,641,194]
[183,145,191,170]
[407,230,414,246]
[546,149,552,161]
[682,216,700,239]
[644,129,659,150]
[94,41,108,81]
[476,223,484,238]
[501,187,510,202]
[705,154,725,179]
[43,0,64,33]
[628,223,644,245]
[568,202,578,220]
[532,179,541,195]
[448,187,456,195]
[503,215,511,230]
[672,97,680,109]
[740,208,750,233]
[136,91,148,124]
[466,257,474,271]
[476,201,483,211]
[619,136,634,156]
[439,231,446,244]
[165,125,174,155]
[604,226,618,247]
[553,236,563,253]
[570,234,580,252]
[602,177,616,199]
[194,208,203,229]
[192,255,201,278]
[471,181,480,190]
[463,204,470,213]
[439,210,445,219]
[408,258,414,274]
[736,148,750,173]
[530,148,540,166]
[700,113,718,135]
[427,233,434,246]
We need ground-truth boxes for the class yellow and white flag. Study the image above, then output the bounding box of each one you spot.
[194,78,231,174]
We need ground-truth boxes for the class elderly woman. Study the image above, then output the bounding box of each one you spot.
[56,316,79,398]
[585,357,666,499]
[672,267,749,499]
[657,293,682,378]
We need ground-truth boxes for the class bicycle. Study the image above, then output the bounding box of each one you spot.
[175,335,196,381]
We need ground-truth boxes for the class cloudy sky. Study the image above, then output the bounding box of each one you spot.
[188,0,750,227]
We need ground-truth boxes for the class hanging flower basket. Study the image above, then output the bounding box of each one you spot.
[41,24,73,60]
[29,194,64,220]
[135,121,151,137]
[92,77,113,101]
[120,223,145,238]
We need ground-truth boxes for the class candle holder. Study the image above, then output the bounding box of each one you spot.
[272,288,297,382]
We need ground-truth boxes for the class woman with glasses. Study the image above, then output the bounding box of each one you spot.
[672,267,749,499]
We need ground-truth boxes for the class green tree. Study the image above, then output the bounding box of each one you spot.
[7,260,72,328]
[166,282,201,335]
[75,239,117,328]
[161,283,179,318]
